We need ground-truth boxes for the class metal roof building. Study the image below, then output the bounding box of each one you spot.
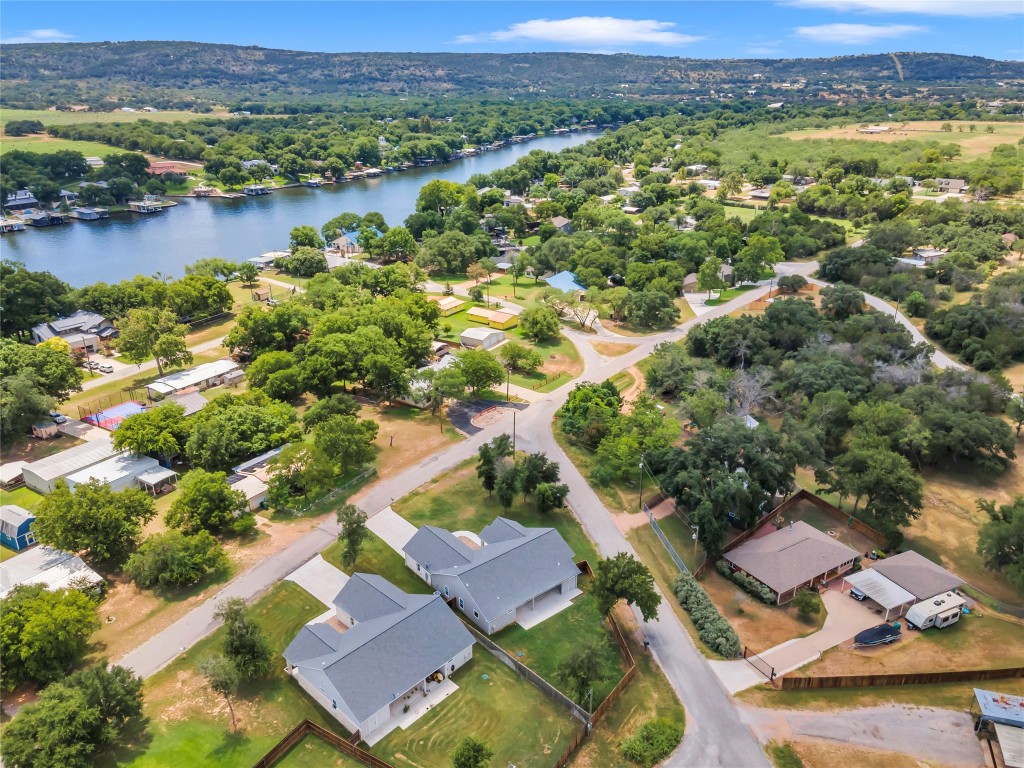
[65,453,160,493]
[22,436,116,493]
[0,545,103,598]
[146,359,241,396]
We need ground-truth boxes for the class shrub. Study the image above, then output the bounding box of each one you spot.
[715,560,775,604]
[793,589,822,623]
[620,717,684,767]
[769,742,804,768]
[673,573,741,658]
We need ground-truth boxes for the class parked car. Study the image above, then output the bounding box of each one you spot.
[266,298,280,306]
[98,363,114,373]
[83,361,99,370]
[849,587,867,601]
[49,411,68,424]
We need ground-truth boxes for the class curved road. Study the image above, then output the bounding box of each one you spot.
[115,267,954,766]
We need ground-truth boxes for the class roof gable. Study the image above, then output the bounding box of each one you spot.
[872,550,963,600]
[404,526,473,571]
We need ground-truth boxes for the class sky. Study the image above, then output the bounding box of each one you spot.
[1,1,1022,60]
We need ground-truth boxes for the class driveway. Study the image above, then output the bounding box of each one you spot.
[58,418,111,442]
[447,398,528,436]
[366,506,418,554]
[284,554,349,608]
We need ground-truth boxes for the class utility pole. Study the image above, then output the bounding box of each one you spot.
[691,524,700,560]
[638,456,644,513]
[512,410,517,454]
[506,366,511,402]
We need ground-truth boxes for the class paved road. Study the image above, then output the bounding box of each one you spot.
[80,337,228,392]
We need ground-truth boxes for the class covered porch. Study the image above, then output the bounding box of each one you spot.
[136,466,178,496]
[841,569,916,621]
[364,672,460,747]
[515,583,583,630]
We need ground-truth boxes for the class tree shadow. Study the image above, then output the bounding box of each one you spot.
[101,715,153,766]
[209,728,252,760]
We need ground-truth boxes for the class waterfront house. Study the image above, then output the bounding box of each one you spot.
[403,517,581,634]
[329,227,383,254]
[243,184,270,196]
[128,200,163,213]
[0,505,36,551]
[22,212,67,227]
[4,189,38,211]
[70,207,109,221]
[284,574,474,745]
[32,309,117,351]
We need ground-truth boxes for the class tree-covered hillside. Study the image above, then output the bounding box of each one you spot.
[1,42,1019,110]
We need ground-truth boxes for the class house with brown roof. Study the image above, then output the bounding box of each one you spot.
[723,521,858,604]
[870,550,963,601]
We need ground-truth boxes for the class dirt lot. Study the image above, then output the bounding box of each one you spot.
[0,433,84,464]
[360,404,463,480]
[619,366,646,415]
[785,739,963,768]
[702,570,825,652]
[590,340,636,358]
[784,121,1024,159]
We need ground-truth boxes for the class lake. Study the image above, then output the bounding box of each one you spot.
[0,131,598,286]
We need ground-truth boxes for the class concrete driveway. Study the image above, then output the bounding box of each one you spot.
[284,554,349,608]
[58,418,111,442]
[366,506,419,554]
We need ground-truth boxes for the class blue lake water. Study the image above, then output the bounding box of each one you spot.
[0,131,598,286]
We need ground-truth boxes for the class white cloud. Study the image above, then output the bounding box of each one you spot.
[1,28,75,44]
[794,23,924,44]
[784,0,1021,17]
[454,17,703,49]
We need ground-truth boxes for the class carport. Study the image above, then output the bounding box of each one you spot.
[842,569,916,621]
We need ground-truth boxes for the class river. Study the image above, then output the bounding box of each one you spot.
[0,132,599,287]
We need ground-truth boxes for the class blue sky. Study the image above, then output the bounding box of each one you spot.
[2,1,1021,60]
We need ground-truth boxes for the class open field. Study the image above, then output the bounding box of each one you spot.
[372,650,577,767]
[0,108,231,130]
[361,404,463,480]
[739,677,1024,713]
[783,120,1024,159]
[0,136,126,157]
[569,605,686,768]
[392,460,600,564]
[97,582,341,768]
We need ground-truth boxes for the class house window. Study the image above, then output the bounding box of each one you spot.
[473,611,479,618]
[458,598,465,609]
[332,700,337,709]
[444,585,449,597]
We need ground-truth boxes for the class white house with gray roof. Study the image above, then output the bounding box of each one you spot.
[283,574,474,744]
[403,517,581,634]
[31,310,117,352]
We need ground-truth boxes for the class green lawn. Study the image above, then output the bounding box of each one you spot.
[722,205,759,223]
[0,486,45,513]
[372,651,577,767]
[703,283,761,306]
[492,582,625,705]
[503,327,583,392]
[275,735,364,767]
[0,545,18,561]
[393,460,600,565]
[321,532,431,596]
[0,137,126,157]
[0,108,232,129]
[98,582,342,768]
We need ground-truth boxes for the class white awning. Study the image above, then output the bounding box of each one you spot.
[994,723,1024,768]
[136,467,178,486]
[844,569,916,609]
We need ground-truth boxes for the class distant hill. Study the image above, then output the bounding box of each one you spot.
[1,42,1019,109]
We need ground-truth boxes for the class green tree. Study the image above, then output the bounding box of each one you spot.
[1009,394,1024,439]
[124,530,228,589]
[477,444,497,496]
[904,290,929,318]
[266,445,336,507]
[416,179,464,217]
[454,349,505,394]
[200,655,240,733]
[793,590,821,623]
[313,414,379,470]
[0,371,54,437]
[289,224,325,251]
[166,469,247,534]
[734,233,783,285]
[302,393,360,431]
[236,261,260,285]
[114,307,191,376]
[499,341,543,373]
[592,552,661,621]
[0,585,99,691]
[0,665,144,768]
[535,482,570,514]
[417,364,467,415]
[820,283,865,321]
[555,640,606,708]
[0,260,73,338]
[0,336,83,401]
[378,226,418,263]
[519,306,560,342]
[495,464,521,512]
[216,598,273,680]
[34,480,155,565]
[279,246,328,277]
[697,256,726,299]
[976,496,1024,592]
[337,504,368,567]
[112,403,188,462]
[776,275,807,294]
[451,735,493,768]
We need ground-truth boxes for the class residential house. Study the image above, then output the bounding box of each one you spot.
[682,272,699,292]
[0,545,103,599]
[4,189,38,211]
[935,178,967,194]
[749,187,772,200]
[545,270,586,295]
[400,355,456,409]
[698,179,721,190]
[403,517,581,634]
[908,247,948,266]
[284,574,474,744]
[31,309,117,351]
[145,360,242,398]
[0,505,36,550]
[723,521,858,604]
[720,263,735,286]
[460,327,504,350]
[22,436,116,494]
[685,163,709,174]
[550,216,572,234]
[64,453,163,493]
[329,227,383,254]
[228,474,269,512]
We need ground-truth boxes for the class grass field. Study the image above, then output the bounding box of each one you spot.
[783,120,1024,160]
[0,136,125,157]
[322,532,431,596]
[0,108,229,131]
[372,650,577,767]
[98,582,341,768]
[0,486,46,513]
[275,736,363,767]
[0,544,18,562]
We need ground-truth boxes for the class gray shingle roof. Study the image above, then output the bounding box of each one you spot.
[724,521,857,595]
[871,550,963,601]
[333,573,409,622]
[403,526,473,571]
[284,576,473,726]
[407,517,579,622]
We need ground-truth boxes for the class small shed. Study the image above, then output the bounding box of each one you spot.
[64,453,160,493]
[0,461,27,489]
[461,327,505,350]
[0,505,36,550]
[31,420,60,440]
[0,546,103,598]
[429,296,465,317]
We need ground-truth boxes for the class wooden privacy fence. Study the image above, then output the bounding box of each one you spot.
[779,666,1024,691]
[251,719,395,768]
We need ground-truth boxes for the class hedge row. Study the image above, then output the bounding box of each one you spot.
[620,717,684,768]
[715,560,776,604]
[673,572,742,658]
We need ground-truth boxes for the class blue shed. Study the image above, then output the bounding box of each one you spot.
[0,505,36,551]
